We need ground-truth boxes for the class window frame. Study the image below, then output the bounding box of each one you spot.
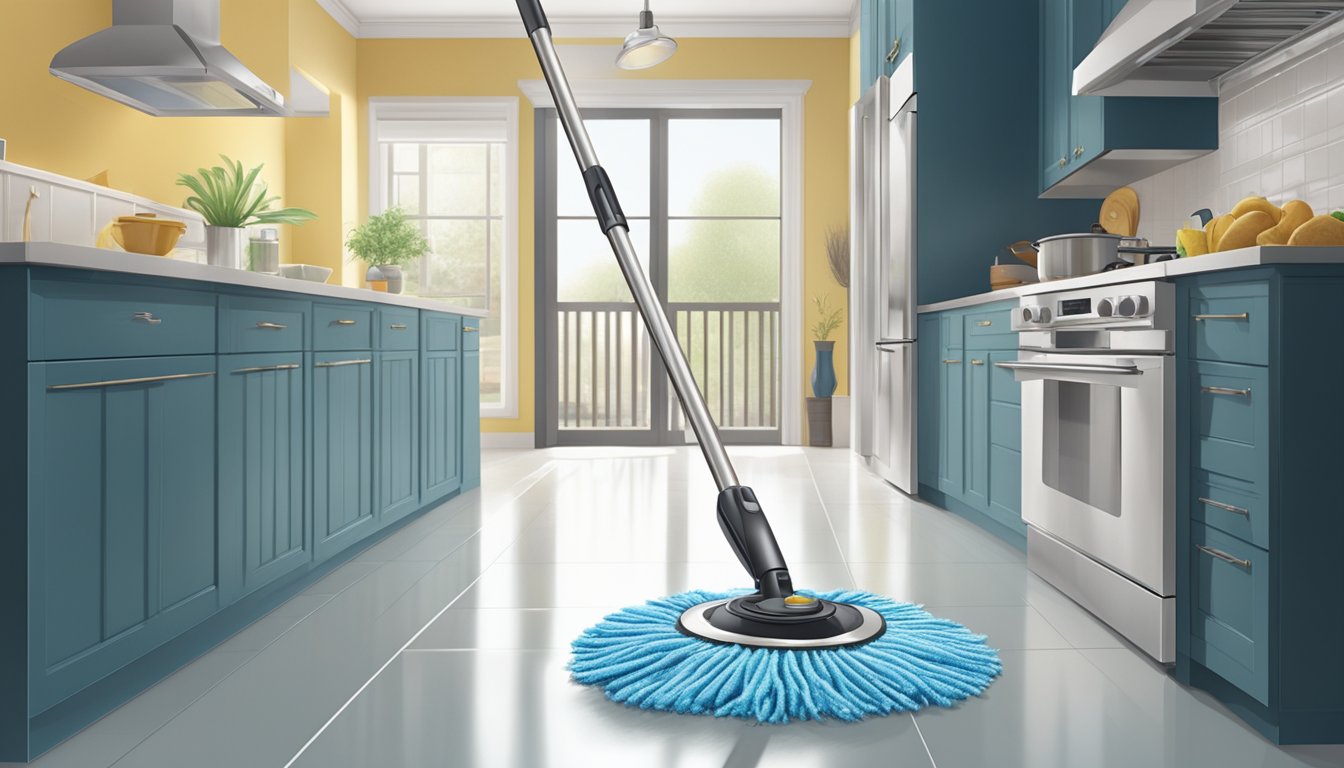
[368,97,520,419]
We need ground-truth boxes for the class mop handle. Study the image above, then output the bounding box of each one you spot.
[518,2,739,492]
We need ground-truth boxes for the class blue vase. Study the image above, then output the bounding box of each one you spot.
[811,340,837,398]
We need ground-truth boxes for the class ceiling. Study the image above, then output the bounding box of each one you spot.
[317,0,856,38]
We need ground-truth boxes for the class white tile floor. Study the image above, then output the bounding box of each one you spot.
[21,447,1344,767]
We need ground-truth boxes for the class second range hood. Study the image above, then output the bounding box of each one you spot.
[51,0,289,117]
[1074,0,1344,97]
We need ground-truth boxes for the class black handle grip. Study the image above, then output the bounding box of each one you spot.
[716,487,793,599]
[516,0,550,35]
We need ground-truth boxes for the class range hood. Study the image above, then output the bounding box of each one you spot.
[1074,0,1344,97]
[50,0,289,117]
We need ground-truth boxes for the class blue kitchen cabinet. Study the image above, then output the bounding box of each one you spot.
[311,352,376,562]
[27,355,220,714]
[421,313,463,500]
[463,321,482,489]
[218,351,309,601]
[1038,0,1217,196]
[987,349,1023,530]
[376,350,420,525]
[936,316,964,497]
[860,0,916,87]
[916,314,942,489]
[964,353,990,511]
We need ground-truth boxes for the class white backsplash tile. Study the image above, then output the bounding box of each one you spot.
[1129,24,1344,243]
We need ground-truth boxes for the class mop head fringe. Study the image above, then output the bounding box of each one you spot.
[570,588,1002,724]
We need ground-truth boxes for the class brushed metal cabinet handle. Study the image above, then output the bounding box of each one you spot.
[1058,157,1068,168]
[233,363,301,374]
[1201,385,1251,397]
[1199,497,1249,516]
[1074,145,1084,158]
[334,319,357,326]
[970,359,985,366]
[942,359,962,365]
[1194,313,1250,321]
[48,371,214,391]
[256,321,287,330]
[389,323,408,330]
[976,320,992,327]
[463,327,479,333]
[132,311,162,325]
[885,37,901,63]
[1196,544,1252,570]
[314,358,371,368]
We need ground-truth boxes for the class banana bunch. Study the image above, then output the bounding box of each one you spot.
[1175,196,1344,257]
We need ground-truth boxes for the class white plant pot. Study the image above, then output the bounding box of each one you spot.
[379,264,404,294]
[206,226,247,269]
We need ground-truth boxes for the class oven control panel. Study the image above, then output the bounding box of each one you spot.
[1013,281,1171,332]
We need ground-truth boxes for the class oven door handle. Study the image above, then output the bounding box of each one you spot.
[995,361,1142,375]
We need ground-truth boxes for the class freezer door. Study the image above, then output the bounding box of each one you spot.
[874,341,917,493]
[883,90,917,344]
[850,80,886,459]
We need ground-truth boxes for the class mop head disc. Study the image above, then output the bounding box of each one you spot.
[570,589,1002,723]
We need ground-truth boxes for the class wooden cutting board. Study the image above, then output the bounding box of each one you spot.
[1100,187,1139,237]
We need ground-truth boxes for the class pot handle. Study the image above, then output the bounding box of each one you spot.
[1008,240,1038,258]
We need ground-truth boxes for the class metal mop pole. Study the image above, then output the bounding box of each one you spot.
[517,0,797,599]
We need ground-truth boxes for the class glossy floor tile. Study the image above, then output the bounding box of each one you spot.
[25,447,1343,768]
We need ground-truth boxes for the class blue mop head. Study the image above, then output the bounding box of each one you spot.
[570,588,1002,724]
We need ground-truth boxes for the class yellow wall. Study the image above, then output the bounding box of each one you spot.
[357,37,851,436]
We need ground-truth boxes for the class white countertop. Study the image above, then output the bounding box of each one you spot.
[916,245,1344,314]
[0,241,489,317]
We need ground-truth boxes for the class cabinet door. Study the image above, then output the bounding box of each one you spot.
[964,352,990,511]
[219,352,308,601]
[1041,0,1073,189]
[462,327,482,490]
[893,0,914,70]
[1069,0,1108,169]
[29,356,219,712]
[916,315,942,489]
[860,0,878,88]
[377,350,420,525]
[421,347,463,501]
[312,353,375,562]
[938,316,965,496]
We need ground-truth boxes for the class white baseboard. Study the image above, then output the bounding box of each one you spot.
[480,432,535,449]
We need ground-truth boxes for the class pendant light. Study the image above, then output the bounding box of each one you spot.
[616,0,678,70]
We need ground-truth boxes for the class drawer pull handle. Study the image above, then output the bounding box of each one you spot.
[314,359,371,368]
[976,320,993,327]
[233,363,300,374]
[1199,497,1249,516]
[885,37,901,64]
[1193,313,1249,321]
[464,327,480,333]
[48,371,214,392]
[1202,385,1251,397]
[334,319,358,326]
[256,321,288,330]
[1197,544,1252,570]
[942,358,961,365]
[131,311,162,325]
[970,359,985,366]
[390,323,408,330]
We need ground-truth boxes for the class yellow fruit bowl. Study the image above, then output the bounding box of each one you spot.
[109,214,188,257]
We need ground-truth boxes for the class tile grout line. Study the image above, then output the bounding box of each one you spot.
[280,458,568,768]
[910,712,938,768]
[799,451,859,590]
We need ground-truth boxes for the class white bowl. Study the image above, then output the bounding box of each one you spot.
[279,264,333,283]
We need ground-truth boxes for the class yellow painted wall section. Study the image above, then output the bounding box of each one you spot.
[0,0,290,257]
[357,37,850,436]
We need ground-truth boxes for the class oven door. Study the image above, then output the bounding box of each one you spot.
[1000,352,1174,596]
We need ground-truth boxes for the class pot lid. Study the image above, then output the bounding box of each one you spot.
[1034,232,1123,245]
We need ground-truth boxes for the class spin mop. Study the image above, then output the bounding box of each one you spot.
[515,0,1002,723]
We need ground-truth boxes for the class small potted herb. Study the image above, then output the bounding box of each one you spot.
[177,156,316,269]
[345,208,430,294]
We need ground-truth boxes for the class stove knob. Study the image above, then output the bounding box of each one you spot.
[1117,295,1149,317]
[1097,297,1117,318]
[1021,305,1051,324]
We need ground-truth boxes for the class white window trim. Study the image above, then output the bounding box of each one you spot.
[518,79,809,445]
[368,97,520,420]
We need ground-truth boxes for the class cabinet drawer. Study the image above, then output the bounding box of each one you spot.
[1192,470,1268,550]
[1188,282,1269,365]
[964,307,1015,348]
[423,313,461,351]
[377,308,421,351]
[1190,522,1270,705]
[218,296,307,353]
[463,320,481,351]
[313,304,374,351]
[29,276,215,361]
[1192,361,1269,491]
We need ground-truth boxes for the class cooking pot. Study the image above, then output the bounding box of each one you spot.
[1032,232,1125,281]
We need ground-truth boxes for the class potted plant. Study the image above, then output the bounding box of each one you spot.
[345,207,430,294]
[808,294,845,447]
[177,156,317,269]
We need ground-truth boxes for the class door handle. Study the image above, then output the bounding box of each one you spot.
[1193,313,1249,321]
[942,358,962,365]
[970,359,985,366]
[256,321,287,330]
[131,311,162,325]
[996,361,1140,375]
[1201,385,1250,397]
[314,359,371,368]
[975,320,993,327]
[1199,497,1249,516]
[389,323,408,330]
[1196,544,1252,570]
[233,363,301,374]
[48,371,214,392]
[333,319,358,326]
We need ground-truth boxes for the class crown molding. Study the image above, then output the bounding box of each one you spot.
[311,8,851,39]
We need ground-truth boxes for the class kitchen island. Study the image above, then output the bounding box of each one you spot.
[913,245,1344,744]
[0,243,485,761]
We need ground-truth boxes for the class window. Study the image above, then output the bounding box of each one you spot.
[369,99,518,417]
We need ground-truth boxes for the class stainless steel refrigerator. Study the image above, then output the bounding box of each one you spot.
[850,56,918,493]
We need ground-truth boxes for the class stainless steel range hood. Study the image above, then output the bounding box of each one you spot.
[50,0,289,117]
[1074,0,1344,97]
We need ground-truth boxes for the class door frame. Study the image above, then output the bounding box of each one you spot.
[522,79,809,447]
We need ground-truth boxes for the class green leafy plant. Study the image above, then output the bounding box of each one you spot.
[825,225,850,288]
[811,295,844,341]
[345,207,430,267]
[176,155,317,228]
